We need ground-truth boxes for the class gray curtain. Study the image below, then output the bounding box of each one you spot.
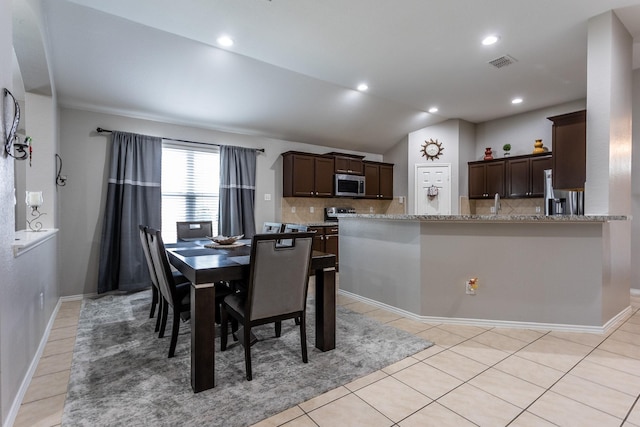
[218,145,257,239]
[97,131,162,294]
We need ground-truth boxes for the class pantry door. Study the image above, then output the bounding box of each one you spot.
[415,164,451,215]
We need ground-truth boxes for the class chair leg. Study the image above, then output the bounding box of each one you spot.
[150,285,158,318]
[168,306,180,358]
[154,296,163,332]
[300,313,308,363]
[244,326,253,381]
[158,299,169,338]
[275,321,282,337]
[221,306,228,351]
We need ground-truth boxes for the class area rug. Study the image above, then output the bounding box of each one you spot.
[62,290,432,427]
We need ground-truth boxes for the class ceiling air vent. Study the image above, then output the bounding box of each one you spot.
[488,55,517,69]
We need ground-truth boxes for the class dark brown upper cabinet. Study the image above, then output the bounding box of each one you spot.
[548,110,586,191]
[506,154,552,198]
[363,161,394,199]
[282,152,334,197]
[326,152,365,175]
[468,160,505,199]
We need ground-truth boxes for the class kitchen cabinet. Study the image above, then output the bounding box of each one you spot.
[282,152,334,197]
[468,160,505,199]
[309,224,340,269]
[364,161,394,199]
[326,153,364,175]
[548,110,586,190]
[506,154,552,198]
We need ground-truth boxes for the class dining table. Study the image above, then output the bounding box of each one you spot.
[165,238,336,393]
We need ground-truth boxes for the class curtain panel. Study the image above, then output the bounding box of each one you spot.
[97,131,162,294]
[218,145,257,239]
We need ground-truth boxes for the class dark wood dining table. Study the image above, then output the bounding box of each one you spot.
[165,239,336,393]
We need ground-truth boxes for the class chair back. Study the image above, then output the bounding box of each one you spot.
[281,224,308,245]
[246,232,314,321]
[262,222,284,233]
[283,224,308,233]
[139,225,159,288]
[147,227,181,307]
[176,221,213,241]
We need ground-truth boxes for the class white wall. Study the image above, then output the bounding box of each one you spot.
[383,135,408,209]
[58,107,381,297]
[475,99,587,159]
[632,69,640,292]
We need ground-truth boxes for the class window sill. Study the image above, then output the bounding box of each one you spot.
[13,229,59,257]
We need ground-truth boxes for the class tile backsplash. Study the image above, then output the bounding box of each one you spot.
[471,198,545,215]
[282,197,406,223]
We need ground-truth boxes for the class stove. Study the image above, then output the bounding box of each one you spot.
[324,207,356,222]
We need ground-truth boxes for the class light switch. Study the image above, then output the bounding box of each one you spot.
[264,193,271,201]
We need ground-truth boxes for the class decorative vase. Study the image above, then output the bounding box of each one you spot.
[533,139,545,154]
[484,147,493,160]
[504,151,510,157]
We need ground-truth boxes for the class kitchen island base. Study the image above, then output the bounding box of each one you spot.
[338,215,630,332]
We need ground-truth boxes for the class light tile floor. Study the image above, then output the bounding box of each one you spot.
[14,294,640,427]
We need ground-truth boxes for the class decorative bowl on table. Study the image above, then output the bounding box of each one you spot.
[208,234,244,245]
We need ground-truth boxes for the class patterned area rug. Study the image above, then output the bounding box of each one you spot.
[62,290,432,426]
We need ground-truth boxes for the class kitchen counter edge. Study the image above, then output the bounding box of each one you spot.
[335,214,628,223]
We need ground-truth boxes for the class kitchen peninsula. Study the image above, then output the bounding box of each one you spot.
[338,214,630,332]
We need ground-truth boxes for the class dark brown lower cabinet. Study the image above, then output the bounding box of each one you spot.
[309,225,339,270]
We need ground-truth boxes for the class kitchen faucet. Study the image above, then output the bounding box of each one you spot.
[494,193,501,214]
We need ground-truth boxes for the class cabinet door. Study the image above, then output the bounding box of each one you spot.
[291,154,315,196]
[530,156,552,197]
[468,164,487,198]
[364,163,380,198]
[485,161,505,197]
[378,164,394,199]
[335,157,363,175]
[308,226,325,252]
[549,110,586,190]
[324,225,339,263]
[314,157,335,197]
[506,158,529,198]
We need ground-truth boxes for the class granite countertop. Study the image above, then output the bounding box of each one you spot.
[336,214,628,223]
[304,222,340,227]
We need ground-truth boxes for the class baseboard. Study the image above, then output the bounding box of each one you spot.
[338,290,634,334]
[4,299,62,427]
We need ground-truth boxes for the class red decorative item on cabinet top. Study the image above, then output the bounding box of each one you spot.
[484,147,493,160]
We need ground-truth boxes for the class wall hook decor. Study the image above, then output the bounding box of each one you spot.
[3,88,29,160]
[55,154,67,186]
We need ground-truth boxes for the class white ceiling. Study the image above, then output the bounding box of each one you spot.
[16,0,640,153]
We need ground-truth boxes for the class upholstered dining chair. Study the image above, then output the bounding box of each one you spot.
[176,221,213,241]
[261,222,284,233]
[220,232,315,381]
[146,227,193,358]
[139,225,191,333]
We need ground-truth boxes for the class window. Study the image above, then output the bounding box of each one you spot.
[161,142,219,242]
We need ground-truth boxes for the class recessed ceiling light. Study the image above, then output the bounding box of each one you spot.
[217,35,234,47]
[482,35,500,46]
[511,97,523,104]
[357,83,369,91]
[428,107,439,113]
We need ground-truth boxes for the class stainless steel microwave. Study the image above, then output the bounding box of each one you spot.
[335,174,365,197]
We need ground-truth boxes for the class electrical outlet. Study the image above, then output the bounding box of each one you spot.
[535,206,541,214]
[369,207,374,213]
[291,207,296,213]
[310,207,314,213]
[490,206,496,214]
[399,196,404,204]
[465,279,478,295]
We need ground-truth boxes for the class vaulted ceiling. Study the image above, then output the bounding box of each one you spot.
[13,0,640,153]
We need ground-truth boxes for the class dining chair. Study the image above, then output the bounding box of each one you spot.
[146,227,193,358]
[176,221,213,241]
[261,222,284,233]
[139,225,191,333]
[220,232,315,381]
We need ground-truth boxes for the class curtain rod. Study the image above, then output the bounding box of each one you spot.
[96,127,265,153]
